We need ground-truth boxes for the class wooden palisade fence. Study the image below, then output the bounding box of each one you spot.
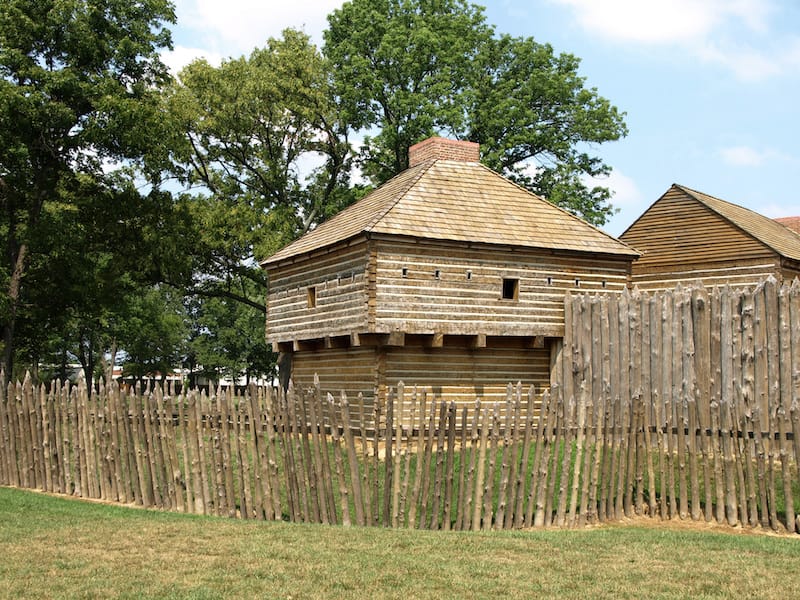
[558,276,800,533]
[1,277,800,533]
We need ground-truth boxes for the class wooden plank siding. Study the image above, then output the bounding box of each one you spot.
[622,186,786,290]
[289,344,551,430]
[266,242,370,343]
[372,238,631,337]
[385,346,551,430]
[629,259,783,291]
[290,347,379,428]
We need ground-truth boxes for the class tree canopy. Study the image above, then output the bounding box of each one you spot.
[324,0,627,224]
[162,29,355,313]
[0,0,176,376]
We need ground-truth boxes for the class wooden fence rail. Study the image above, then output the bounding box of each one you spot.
[1,277,799,533]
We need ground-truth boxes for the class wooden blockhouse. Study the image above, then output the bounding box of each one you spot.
[262,137,638,424]
[621,184,800,290]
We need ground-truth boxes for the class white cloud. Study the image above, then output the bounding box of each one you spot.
[782,36,800,68]
[757,201,800,219]
[719,145,798,167]
[549,0,796,81]
[720,145,767,167]
[697,37,800,81]
[173,0,345,57]
[551,0,772,43]
[606,170,644,207]
[585,169,644,207]
[551,0,722,44]
[162,45,224,75]
[581,169,646,236]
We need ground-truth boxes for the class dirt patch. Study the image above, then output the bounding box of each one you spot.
[593,514,800,539]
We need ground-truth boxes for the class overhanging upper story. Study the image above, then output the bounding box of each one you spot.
[262,138,639,351]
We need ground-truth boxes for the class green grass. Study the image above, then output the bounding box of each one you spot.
[2,486,800,599]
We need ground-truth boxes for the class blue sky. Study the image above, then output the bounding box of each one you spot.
[165,0,800,237]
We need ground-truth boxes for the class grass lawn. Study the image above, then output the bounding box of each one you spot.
[1,486,799,599]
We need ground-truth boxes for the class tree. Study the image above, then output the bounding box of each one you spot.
[164,29,355,313]
[10,171,180,382]
[324,0,491,183]
[0,0,176,376]
[116,285,188,384]
[324,0,627,225]
[184,286,276,387]
[155,30,355,385]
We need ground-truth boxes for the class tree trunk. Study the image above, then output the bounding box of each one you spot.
[2,242,28,376]
[77,330,96,384]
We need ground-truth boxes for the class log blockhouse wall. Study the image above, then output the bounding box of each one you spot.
[267,237,632,344]
[290,345,552,431]
[373,237,629,337]
[270,235,632,424]
[266,240,370,343]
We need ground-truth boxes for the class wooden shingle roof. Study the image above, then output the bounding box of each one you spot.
[674,184,800,262]
[262,158,638,266]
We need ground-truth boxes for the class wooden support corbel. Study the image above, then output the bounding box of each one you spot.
[525,335,546,349]
[471,333,487,349]
[387,331,405,346]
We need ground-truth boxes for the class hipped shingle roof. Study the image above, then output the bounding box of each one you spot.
[262,158,638,266]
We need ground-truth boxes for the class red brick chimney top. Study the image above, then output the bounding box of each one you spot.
[408,137,480,167]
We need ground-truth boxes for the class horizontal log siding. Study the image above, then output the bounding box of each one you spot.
[623,188,781,289]
[290,347,379,428]
[630,259,782,291]
[373,239,630,336]
[781,265,800,283]
[385,346,550,429]
[266,243,370,343]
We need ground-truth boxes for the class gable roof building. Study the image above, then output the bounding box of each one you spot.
[620,183,800,290]
[262,137,637,421]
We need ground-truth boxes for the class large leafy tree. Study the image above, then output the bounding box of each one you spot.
[11,172,180,382]
[115,284,188,384]
[324,0,491,184]
[155,30,354,384]
[0,0,176,376]
[324,0,627,225]
[184,285,276,388]
[165,29,354,313]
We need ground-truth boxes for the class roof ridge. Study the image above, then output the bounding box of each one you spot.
[474,162,640,255]
[363,159,435,232]
[676,182,771,235]
[675,183,748,212]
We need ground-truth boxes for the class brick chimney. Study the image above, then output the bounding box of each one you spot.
[408,136,480,167]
